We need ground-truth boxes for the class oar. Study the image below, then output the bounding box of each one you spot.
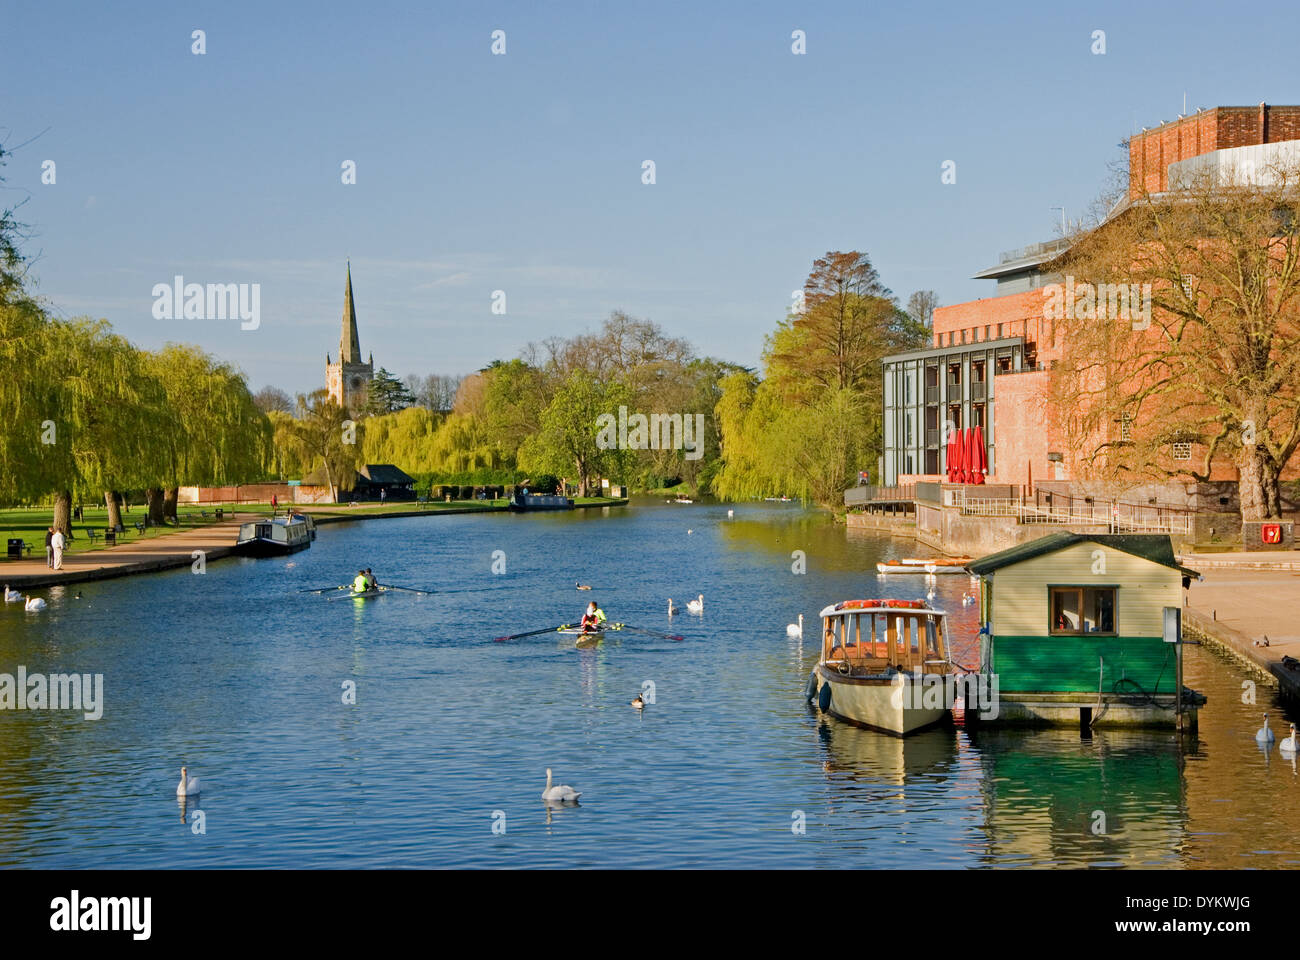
[378,584,434,596]
[300,585,348,594]
[613,622,685,642]
[493,624,571,643]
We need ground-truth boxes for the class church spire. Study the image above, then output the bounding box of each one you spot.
[340,261,361,363]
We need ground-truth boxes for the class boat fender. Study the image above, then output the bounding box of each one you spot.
[804,670,818,702]
[817,679,832,712]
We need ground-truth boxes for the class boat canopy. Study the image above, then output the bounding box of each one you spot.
[819,600,948,618]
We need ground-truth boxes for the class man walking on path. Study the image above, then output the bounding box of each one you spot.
[45,527,54,569]
[51,528,65,570]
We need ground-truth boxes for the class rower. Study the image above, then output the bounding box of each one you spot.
[580,600,605,633]
[365,568,379,590]
[352,570,368,593]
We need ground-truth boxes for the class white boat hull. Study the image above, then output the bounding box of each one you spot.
[813,665,950,736]
[876,562,968,575]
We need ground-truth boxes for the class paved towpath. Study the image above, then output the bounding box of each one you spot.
[1,517,247,589]
[1180,551,1300,699]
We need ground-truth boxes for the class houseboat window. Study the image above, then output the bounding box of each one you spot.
[1050,587,1117,635]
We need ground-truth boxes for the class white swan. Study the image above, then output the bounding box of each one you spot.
[3,585,21,603]
[1281,723,1298,756]
[1257,712,1276,743]
[686,594,703,615]
[787,614,803,638]
[24,596,46,612]
[667,598,679,616]
[176,766,201,796]
[542,768,580,802]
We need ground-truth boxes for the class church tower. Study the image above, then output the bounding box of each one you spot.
[325,262,374,412]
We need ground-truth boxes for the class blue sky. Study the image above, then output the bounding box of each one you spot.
[5,0,1300,395]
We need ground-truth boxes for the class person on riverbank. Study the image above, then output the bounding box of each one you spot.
[51,528,65,570]
[45,527,54,569]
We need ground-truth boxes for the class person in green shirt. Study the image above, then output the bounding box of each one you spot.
[352,570,369,593]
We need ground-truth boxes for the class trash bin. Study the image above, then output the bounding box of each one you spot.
[7,538,24,559]
[215,508,224,520]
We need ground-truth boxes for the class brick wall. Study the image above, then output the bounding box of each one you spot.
[931,289,1061,362]
[1129,104,1300,197]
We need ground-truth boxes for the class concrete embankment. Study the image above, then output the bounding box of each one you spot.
[1179,553,1300,701]
[3,499,629,589]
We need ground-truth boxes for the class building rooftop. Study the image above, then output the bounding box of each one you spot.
[968,532,1201,579]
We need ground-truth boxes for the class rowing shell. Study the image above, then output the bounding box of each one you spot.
[329,586,388,600]
[558,627,605,647]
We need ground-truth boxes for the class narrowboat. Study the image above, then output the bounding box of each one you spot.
[234,515,313,556]
[806,599,957,736]
[966,532,1204,729]
[508,492,574,512]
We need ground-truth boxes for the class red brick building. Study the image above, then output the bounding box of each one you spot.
[880,105,1300,493]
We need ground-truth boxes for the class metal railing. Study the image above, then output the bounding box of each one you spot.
[958,497,1193,534]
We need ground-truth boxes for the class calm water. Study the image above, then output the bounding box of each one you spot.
[0,501,1297,868]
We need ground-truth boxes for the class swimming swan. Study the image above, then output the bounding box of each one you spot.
[176,766,201,796]
[667,598,679,616]
[686,595,703,615]
[3,585,21,603]
[1257,713,1276,743]
[542,768,580,802]
[24,596,46,612]
[1281,723,1298,756]
[787,614,803,638]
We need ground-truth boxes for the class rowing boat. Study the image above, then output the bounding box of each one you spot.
[876,560,971,575]
[558,627,604,647]
[330,586,388,600]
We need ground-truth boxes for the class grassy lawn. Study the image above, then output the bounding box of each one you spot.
[0,496,631,559]
[0,504,240,559]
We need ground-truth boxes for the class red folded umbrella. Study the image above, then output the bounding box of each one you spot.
[945,428,956,482]
[969,425,986,484]
[952,427,967,484]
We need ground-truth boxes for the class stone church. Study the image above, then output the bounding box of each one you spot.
[325,262,374,411]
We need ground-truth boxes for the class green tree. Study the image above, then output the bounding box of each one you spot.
[365,367,417,416]
[519,372,633,495]
[282,390,363,502]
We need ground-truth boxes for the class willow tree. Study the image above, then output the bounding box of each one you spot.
[0,299,55,505]
[281,390,363,502]
[147,344,271,522]
[21,319,166,532]
[1051,161,1300,519]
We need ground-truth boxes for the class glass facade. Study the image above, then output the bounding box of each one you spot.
[881,336,1026,485]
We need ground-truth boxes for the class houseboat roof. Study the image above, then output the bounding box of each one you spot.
[967,532,1201,579]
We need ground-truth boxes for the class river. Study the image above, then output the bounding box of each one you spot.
[0,500,1296,868]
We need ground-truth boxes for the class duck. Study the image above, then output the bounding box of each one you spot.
[667,598,679,616]
[176,766,201,796]
[631,694,645,710]
[787,614,803,638]
[1281,723,1298,756]
[686,594,704,615]
[1257,713,1276,743]
[3,585,21,603]
[24,596,46,612]
[541,768,581,803]
[575,581,593,590]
